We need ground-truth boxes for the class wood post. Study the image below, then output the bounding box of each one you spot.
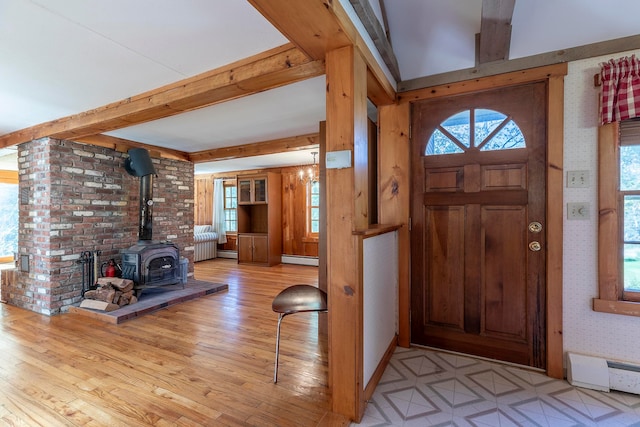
[378,103,411,347]
[326,45,368,421]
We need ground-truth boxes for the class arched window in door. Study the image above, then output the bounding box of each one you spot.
[425,108,526,155]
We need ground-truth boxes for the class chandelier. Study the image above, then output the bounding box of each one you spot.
[298,151,319,184]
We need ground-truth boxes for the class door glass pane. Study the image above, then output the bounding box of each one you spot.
[426,109,526,155]
[621,145,640,191]
[238,180,251,202]
[480,120,526,151]
[441,110,470,148]
[475,109,506,145]
[0,183,18,258]
[254,178,267,202]
[426,129,464,155]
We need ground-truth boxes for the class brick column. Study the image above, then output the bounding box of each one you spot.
[10,138,194,315]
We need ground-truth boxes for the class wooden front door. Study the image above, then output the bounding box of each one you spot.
[410,82,547,369]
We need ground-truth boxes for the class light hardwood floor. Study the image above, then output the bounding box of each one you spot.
[0,259,348,426]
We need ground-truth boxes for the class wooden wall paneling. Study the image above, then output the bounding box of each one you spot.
[303,240,319,257]
[281,171,295,255]
[378,102,411,347]
[597,123,620,301]
[220,234,237,251]
[546,75,564,379]
[281,166,314,256]
[194,177,213,225]
[326,45,368,422]
[318,121,328,336]
[267,172,283,266]
[293,170,308,254]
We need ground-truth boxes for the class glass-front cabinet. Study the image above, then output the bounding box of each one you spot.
[237,176,267,204]
[236,172,281,266]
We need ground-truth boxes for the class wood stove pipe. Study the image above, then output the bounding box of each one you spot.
[124,148,157,242]
[139,173,154,241]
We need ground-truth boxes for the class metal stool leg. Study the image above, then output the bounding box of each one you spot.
[274,313,285,383]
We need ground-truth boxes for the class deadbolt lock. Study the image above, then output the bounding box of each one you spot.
[528,222,543,233]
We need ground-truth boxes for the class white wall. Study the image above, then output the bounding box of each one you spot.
[363,231,398,386]
[563,48,640,364]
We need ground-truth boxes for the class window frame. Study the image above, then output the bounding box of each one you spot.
[595,121,640,315]
[223,180,237,233]
[306,180,320,237]
[0,170,18,263]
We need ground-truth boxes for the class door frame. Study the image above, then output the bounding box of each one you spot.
[388,64,566,378]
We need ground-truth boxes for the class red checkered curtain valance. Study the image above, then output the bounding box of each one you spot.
[600,55,640,125]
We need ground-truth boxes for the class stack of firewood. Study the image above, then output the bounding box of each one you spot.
[80,277,137,311]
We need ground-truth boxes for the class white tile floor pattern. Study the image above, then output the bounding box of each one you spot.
[354,347,640,427]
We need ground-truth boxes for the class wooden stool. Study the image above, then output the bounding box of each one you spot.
[272,284,328,383]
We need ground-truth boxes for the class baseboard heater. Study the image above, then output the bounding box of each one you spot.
[567,352,640,394]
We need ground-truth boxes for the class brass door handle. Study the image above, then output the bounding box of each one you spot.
[529,241,541,251]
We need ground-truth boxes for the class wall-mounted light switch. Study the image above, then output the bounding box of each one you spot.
[567,202,590,220]
[567,170,590,188]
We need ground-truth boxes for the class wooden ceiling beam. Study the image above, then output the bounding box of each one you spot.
[188,133,319,163]
[478,0,515,64]
[348,0,401,82]
[73,134,190,161]
[249,0,396,105]
[400,34,640,92]
[0,44,324,148]
[248,0,351,61]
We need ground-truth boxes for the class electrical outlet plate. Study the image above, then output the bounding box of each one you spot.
[567,202,590,220]
[567,170,590,188]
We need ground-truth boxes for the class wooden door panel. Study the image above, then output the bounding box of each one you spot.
[482,164,527,190]
[411,82,547,369]
[425,206,465,329]
[425,168,463,192]
[481,206,527,341]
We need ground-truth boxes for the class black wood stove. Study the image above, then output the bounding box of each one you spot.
[120,148,181,295]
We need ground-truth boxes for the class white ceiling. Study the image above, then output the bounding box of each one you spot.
[1,0,639,174]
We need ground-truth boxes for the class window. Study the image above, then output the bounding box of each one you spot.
[308,181,320,235]
[0,171,18,263]
[621,128,640,294]
[596,119,640,315]
[426,108,526,155]
[224,182,237,232]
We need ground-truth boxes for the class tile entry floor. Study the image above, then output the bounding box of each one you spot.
[355,347,640,426]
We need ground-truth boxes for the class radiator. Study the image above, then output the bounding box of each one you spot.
[567,352,640,394]
[194,240,217,262]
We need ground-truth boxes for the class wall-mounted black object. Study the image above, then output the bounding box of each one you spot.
[20,254,29,273]
[124,148,156,177]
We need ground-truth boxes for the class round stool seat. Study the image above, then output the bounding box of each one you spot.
[271,284,327,383]
[272,284,327,315]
